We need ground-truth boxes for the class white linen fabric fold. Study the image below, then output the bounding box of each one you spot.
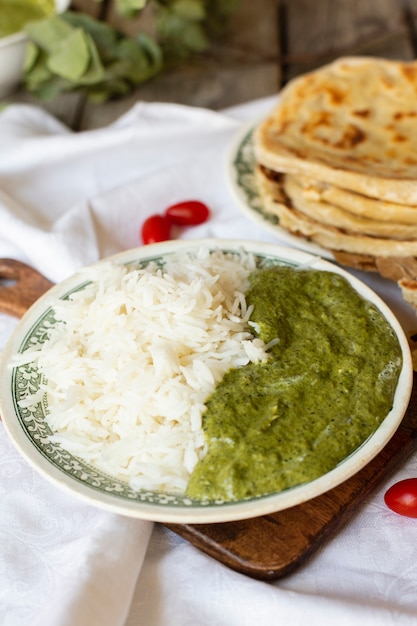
[0,99,275,282]
[1,97,417,626]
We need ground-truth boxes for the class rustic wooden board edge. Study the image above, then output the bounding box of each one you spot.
[0,258,54,318]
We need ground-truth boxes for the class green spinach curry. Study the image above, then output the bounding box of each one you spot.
[0,0,54,38]
[186,266,402,502]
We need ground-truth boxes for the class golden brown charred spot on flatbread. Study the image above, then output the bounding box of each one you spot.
[259,165,283,184]
[400,64,417,83]
[383,124,408,144]
[353,109,370,118]
[393,111,417,120]
[334,124,366,149]
[326,86,346,105]
[300,113,366,151]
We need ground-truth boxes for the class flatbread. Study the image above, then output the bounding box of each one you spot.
[254,57,417,205]
[294,175,417,225]
[284,174,417,239]
[399,278,417,309]
[256,166,417,258]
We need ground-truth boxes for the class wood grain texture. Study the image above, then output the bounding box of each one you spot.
[0,259,54,318]
[281,0,414,81]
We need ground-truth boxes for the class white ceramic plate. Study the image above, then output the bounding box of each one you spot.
[0,239,412,523]
[227,123,336,259]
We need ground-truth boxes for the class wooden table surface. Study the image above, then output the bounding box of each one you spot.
[4,0,417,131]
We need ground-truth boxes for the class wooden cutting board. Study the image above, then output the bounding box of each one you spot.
[0,258,416,580]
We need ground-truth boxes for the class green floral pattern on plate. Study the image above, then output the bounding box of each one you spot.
[232,127,278,225]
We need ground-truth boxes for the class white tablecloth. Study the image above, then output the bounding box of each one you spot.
[1,96,417,626]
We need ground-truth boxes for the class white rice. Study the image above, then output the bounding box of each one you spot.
[15,246,270,493]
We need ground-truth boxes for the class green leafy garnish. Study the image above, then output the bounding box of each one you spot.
[114,0,149,18]
[23,0,240,102]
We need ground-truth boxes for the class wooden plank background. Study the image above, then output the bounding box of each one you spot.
[3,0,417,130]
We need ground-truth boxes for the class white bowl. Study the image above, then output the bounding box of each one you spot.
[0,0,70,98]
[0,239,413,523]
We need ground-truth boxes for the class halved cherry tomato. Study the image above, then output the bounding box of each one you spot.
[165,201,210,226]
[384,478,417,517]
[141,214,172,244]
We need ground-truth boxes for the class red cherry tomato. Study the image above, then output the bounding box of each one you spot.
[384,478,417,517]
[141,214,172,244]
[165,201,210,226]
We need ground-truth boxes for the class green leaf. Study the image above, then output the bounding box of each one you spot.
[24,50,75,100]
[24,49,54,89]
[34,76,75,100]
[24,15,73,52]
[113,36,161,80]
[77,32,106,85]
[136,32,163,67]
[47,28,91,81]
[23,41,40,73]
[171,0,205,21]
[201,0,241,37]
[61,12,119,62]
[86,77,132,103]
[179,21,208,51]
[22,0,240,103]
[107,58,150,84]
[157,10,208,53]
[115,0,148,18]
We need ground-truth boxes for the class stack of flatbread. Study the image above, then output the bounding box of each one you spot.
[253,56,417,307]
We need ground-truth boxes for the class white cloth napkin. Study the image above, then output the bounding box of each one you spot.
[1,96,417,626]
